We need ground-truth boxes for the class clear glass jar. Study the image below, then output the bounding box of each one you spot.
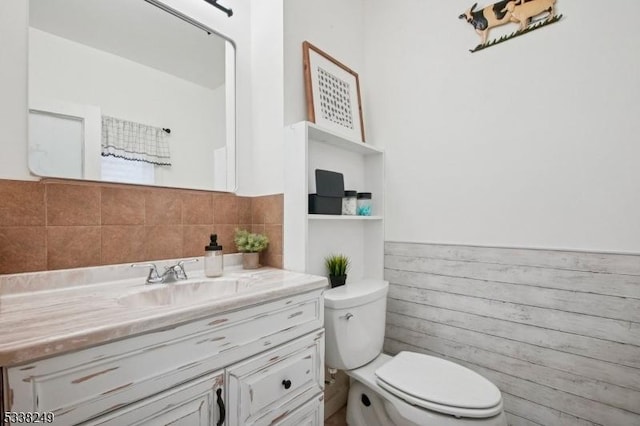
[357,192,372,216]
[342,190,357,215]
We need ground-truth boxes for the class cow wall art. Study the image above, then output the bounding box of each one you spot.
[459,0,562,52]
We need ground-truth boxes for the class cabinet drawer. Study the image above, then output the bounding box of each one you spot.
[271,393,324,426]
[7,290,322,425]
[84,371,224,426]
[227,330,324,426]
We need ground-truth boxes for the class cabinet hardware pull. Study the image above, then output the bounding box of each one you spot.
[282,379,292,390]
[216,388,226,426]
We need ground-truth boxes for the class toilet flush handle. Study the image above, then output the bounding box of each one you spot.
[341,313,354,320]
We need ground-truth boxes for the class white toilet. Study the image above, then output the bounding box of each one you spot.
[324,279,508,426]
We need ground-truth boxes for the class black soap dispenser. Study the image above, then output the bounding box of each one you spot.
[204,234,223,277]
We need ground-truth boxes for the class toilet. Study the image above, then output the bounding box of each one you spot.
[324,279,508,426]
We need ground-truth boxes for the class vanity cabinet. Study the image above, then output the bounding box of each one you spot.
[3,289,324,426]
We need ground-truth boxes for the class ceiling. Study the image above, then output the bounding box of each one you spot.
[29,0,227,90]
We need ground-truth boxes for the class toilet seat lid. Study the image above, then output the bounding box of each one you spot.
[375,352,502,411]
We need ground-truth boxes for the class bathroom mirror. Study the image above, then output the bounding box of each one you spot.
[28,0,236,192]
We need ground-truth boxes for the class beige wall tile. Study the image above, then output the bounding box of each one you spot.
[238,197,252,224]
[182,192,213,225]
[183,225,216,258]
[47,226,101,270]
[101,226,146,265]
[101,187,145,225]
[47,183,100,226]
[213,194,238,224]
[0,180,45,226]
[0,227,46,273]
[251,196,266,224]
[0,178,283,274]
[261,252,283,269]
[144,225,183,260]
[145,189,182,225]
[264,224,283,255]
[262,194,284,224]
[216,224,238,254]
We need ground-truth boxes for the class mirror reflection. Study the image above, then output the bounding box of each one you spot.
[28,0,236,191]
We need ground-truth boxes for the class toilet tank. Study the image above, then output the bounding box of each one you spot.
[324,279,389,370]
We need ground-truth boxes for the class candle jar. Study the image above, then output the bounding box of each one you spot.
[356,192,372,216]
[342,190,357,215]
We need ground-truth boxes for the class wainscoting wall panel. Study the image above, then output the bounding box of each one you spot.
[384,242,640,426]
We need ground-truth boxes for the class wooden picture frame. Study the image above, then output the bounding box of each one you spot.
[303,41,366,142]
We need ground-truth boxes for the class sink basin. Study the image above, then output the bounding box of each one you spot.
[118,279,240,307]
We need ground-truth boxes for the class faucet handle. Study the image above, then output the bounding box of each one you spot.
[173,258,199,280]
[131,263,163,284]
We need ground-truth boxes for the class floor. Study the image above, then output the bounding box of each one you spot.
[325,405,347,426]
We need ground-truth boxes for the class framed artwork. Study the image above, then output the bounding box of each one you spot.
[303,41,365,142]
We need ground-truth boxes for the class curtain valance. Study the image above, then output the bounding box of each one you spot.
[101,116,171,166]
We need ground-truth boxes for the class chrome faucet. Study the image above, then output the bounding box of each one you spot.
[132,259,199,284]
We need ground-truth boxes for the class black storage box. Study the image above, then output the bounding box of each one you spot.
[315,169,344,197]
[309,194,342,215]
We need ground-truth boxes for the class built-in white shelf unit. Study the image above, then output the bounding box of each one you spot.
[284,121,385,282]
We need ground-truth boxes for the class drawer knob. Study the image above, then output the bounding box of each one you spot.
[282,379,292,390]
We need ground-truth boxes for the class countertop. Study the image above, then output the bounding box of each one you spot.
[0,262,328,366]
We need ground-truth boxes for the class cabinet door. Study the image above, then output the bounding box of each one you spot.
[85,371,225,426]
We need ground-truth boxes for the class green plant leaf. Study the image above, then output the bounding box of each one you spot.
[324,254,350,276]
[234,228,269,253]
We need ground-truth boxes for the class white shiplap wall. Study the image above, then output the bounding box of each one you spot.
[384,242,640,426]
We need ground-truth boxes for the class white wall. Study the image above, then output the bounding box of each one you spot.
[30,28,222,191]
[283,0,365,127]
[364,0,640,253]
[249,0,284,195]
[0,0,254,194]
[0,0,30,181]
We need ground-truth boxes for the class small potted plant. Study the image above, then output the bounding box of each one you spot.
[325,254,350,288]
[234,228,269,269]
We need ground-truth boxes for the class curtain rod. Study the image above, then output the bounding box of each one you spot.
[203,0,233,17]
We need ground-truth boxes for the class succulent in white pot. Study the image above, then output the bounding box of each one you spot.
[234,228,269,269]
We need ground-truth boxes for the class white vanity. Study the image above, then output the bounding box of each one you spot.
[0,258,327,425]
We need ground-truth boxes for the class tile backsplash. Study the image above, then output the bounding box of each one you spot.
[0,179,283,274]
